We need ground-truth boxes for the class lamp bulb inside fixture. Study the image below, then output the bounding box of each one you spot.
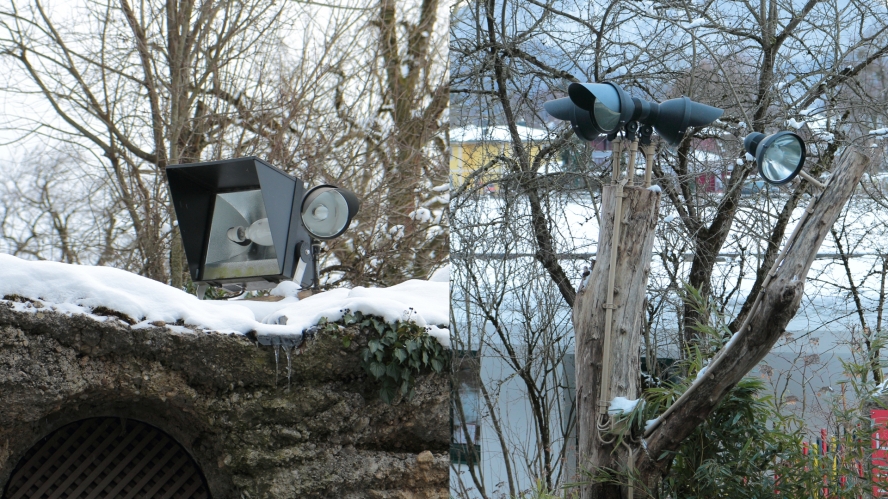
[227,218,273,246]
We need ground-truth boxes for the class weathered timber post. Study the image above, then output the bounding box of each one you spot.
[573,182,660,499]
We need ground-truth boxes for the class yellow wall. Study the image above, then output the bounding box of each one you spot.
[449,141,543,188]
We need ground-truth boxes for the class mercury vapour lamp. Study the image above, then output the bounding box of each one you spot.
[166,157,360,293]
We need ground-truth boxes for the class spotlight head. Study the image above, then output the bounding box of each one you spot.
[544,81,724,145]
[567,82,633,134]
[644,96,724,145]
[301,185,360,239]
[544,97,602,141]
[744,131,806,185]
[543,82,632,140]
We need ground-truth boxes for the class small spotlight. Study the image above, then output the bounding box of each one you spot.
[301,185,360,240]
[744,131,806,185]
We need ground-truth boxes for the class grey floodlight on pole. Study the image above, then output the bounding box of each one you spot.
[166,157,360,295]
[743,131,824,188]
[545,80,724,190]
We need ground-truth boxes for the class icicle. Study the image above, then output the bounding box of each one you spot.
[274,344,280,387]
[286,346,293,391]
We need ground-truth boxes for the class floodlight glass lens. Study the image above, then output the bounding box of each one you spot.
[302,189,350,239]
[593,99,620,132]
[203,189,279,280]
[761,134,803,183]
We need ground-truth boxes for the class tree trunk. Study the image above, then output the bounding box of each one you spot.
[635,148,871,494]
[573,183,660,499]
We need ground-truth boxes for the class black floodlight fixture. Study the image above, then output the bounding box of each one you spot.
[744,131,806,185]
[167,157,360,291]
[301,185,360,239]
[544,81,724,145]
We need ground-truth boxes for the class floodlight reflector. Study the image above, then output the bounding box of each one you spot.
[203,190,280,280]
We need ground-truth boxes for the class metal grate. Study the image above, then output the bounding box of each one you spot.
[4,417,210,499]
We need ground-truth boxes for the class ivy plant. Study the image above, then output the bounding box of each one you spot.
[317,310,448,404]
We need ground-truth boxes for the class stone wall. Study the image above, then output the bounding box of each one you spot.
[0,298,449,498]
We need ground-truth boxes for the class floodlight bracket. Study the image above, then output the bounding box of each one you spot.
[639,124,654,146]
[311,240,322,292]
[624,121,639,142]
[253,332,304,348]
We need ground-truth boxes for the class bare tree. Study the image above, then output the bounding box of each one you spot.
[0,0,449,289]
[0,148,127,267]
[451,0,888,497]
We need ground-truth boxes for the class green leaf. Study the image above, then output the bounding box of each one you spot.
[406,339,418,353]
[394,348,407,362]
[384,329,397,343]
[372,319,384,333]
[369,362,386,379]
[379,384,396,404]
[430,358,443,373]
[386,363,400,381]
[368,338,381,354]
[342,336,351,348]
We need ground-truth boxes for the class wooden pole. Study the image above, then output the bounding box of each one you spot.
[573,183,660,499]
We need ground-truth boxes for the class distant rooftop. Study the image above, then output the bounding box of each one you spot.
[451,124,553,143]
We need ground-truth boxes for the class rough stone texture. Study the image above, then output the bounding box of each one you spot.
[0,299,449,499]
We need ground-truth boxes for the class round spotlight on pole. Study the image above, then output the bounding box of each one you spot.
[744,131,806,185]
[301,185,360,240]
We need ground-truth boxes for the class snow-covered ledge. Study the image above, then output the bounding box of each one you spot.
[0,255,450,499]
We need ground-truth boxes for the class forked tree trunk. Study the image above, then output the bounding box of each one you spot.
[634,149,870,494]
[573,183,660,499]
[574,148,870,499]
